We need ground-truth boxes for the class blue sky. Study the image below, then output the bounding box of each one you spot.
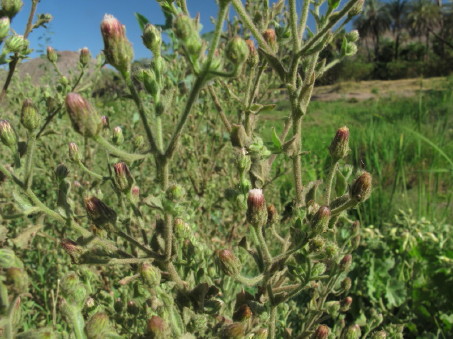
[10,0,338,61]
[11,0,221,60]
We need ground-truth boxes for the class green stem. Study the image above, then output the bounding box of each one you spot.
[325,160,339,204]
[77,160,104,180]
[235,273,264,287]
[123,72,160,155]
[257,225,272,265]
[331,199,357,216]
[296,0,360,58]
[269,306,277,339]
[231,0,273,55]
[24,133,36,188]
[94,135,147,162]
[292,115,304,206]
[117,231,164,260]
[205,3,229,67]
[289,0,300,51]
[299,0,311,42]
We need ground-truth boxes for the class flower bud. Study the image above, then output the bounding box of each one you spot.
[263,29,276,45]
[55,163,69,181]
[5,34,27,53]
[343,324,361,339]
[131,185,140,203]
[312,324,330,339]
[86,312,113,338]
[84,196,117,228]
[325,301,340,316]
[340,296,353,312]
[142,23,161,55]
[139,263,161,287]
[79,47,91,67]
[225,36,249,66]
[113,162,133,193]
[329,126,349,160]
[46,46,57,63]
[267,204,278,225]
[20,98,40,132]
[349,0,364,17]
[60,272,87,307]
[0,119,17,148]
[324,241,339,259]
[346,30,359,43]
[339,254,352,272]
[173,14,194,41]
[61,239,83,263]
[143,69,158,97]
[68,142,81,162]
[0,0,23,19]
[6,267,29,294]
[310,206,331,235]
[246,188,268,227]
[127,300,139,314]
[221,322,245,339]
[218,249,242,277]
[100,14,134,74]
[0,17,10,41]
[351,234,361,249]
[112,126,124,145]
[370,331,387,339]
[166,184,184,201]
[133,134,145,150]
[309,236,325,252]
[350,172,372,202]
[341,277,352,291]
[233,304,253,322]
[245,39,259,66]
[65,92,101,137]
[147,316,169,338]
[100,115,109,129]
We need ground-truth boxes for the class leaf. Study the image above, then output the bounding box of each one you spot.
[13,192,40,216]
[271,128,282,149]
[385,278,406,308]
[134,12,150,32]
[143,196,163,210]
[11,224,43,249]
[328,0,341,10]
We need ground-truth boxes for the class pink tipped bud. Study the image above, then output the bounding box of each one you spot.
[84,196,117,229]
[310,206,331,235]
[370,330,387,339]
[113,162,133,193]
[245,39,259,66]
[329,126,349,160]
[350,172,372,202]
[65,92,101,137]
[147,316,168,337]
[312,325,330,339]
[339,254,352,272]
[340,296,353,312]
[140,263,161,287]
[0,119,17,148]
[222,322,245,338]
[112,126,124,145]
[218,249,242,277]
[100,14,133,74]
[68,142,81,162]
[262,29,276,44]
[46,46,57,63]
[233,304,253,322]
[246,188,268,227]
[61,239,83,263]
[100,115,109,129]
[79,47,91,66]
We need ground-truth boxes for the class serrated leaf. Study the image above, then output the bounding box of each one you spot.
[11,224,43,249]
[134,12,150,32]
[143,196,164,210]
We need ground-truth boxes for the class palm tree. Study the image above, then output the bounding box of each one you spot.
[386,0,409,59]
[354,0,391,61]
[407,0,442,59]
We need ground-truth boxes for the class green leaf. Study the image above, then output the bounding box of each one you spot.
[134,12,150,32]
[271,128,282,149]
[385,278,406,308]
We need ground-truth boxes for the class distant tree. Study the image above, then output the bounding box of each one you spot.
[354,0,391,61]
[407,0,441,58]
[386,0,409,59]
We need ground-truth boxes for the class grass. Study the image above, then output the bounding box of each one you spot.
[261,76,453,226]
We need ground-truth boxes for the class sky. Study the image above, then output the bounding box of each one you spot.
[10,0,221,60]
[9,0,340,62]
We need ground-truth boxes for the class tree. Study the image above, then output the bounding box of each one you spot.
[354,0,391,61]
[386,0,409,59]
